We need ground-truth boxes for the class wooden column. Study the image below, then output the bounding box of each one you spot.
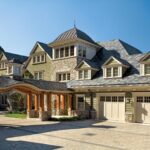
[47,93,51,111]
[34,94,39,111]
[61,94,65,111]
[39,93,44,111]
[27,92,32,112]
[56,94,60,115]
[68,94,72,116]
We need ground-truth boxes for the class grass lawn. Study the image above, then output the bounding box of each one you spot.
[5,113,27,119]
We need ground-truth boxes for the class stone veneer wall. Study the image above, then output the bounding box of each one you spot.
[51,57,83,81]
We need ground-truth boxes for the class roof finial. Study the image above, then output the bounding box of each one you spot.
[74,18,76,28]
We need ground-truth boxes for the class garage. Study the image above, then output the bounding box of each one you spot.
[99,95,125,122]
[136,96,150,123]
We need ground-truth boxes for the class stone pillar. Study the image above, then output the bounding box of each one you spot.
[68,94,72,116]
[56,94,60,115]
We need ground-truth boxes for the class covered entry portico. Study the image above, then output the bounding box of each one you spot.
[0,77,73,121]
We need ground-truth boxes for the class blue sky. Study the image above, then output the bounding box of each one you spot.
[0,0,149,55]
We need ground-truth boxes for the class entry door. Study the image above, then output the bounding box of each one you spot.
[136,96,150,123]
[99,96,125,122]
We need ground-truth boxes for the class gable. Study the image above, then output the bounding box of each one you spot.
[140,53,150,63]
[0,53,7,61]
[143,55,150,62]
[33,45,44,54]
[105,58,119,66]
[80,62,90,69]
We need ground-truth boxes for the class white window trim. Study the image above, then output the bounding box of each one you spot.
[57,72,70,82]
[103,66,122,78]
[141,63,150,76]
[34,71,44,80]
[32,54,46,64]
[78,69,90,80]
[76,94,85,111]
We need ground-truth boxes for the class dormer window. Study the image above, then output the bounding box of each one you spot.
[32,53,46,64]
[103,56,129,79]
[78,69,89,79]
[145,64,150,75]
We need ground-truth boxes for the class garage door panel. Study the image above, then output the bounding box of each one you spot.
[136,96,150,124]
[99,95,125,122]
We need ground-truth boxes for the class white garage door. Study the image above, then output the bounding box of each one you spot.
[99,96,125,122]
[136,96,150,123]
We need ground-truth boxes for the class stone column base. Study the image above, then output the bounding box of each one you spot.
[39,111,51,121]
[27,110,37,118]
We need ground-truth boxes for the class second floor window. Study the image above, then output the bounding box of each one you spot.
[33,54,46,64]
[57,72,70,81]
[0,62,6,69]
[105,67,120,78]
[78,46,86,58]
[34,71,44,80]
[8,65,12,74]
[54,45,75,59]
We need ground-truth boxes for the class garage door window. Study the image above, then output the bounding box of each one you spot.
[144,97,150,103]
[137,97,143,102]
[100,96,124,102]
[137,96,150,103]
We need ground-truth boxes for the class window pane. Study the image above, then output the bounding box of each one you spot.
[37,56,40,62]
[63,73,66,80]
[79,70,83,79]
[55,49,59,58]
[34,73,38,79]
[83,50,86,57]
[58,74,61,81]
[78,46,82,56]
[39,72,43,79]
[65,47,69,57]
[60,48,64,58]
[33,56,36,63]
[78,97,84,110]
[145,64,150,75]
[84,70,88,79]
[67,73,70,80]
[113,67,118,77]
[106,68,111,77]
[70,45,74,56]
[41,54,45,62]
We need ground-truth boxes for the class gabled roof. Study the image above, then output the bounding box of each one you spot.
[30,41,52,58]
[102,56,129,67]
[139,52,150,62]
[51,27,99,47]
[75,59,99,70]
[98,39,142,56]
[3,51,28,63]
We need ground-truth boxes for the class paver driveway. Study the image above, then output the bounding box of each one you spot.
[0,115,150,150]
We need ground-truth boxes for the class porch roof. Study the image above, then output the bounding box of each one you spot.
[0,77,71,92]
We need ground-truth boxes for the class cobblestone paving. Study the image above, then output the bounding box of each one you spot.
[0,116,150,150]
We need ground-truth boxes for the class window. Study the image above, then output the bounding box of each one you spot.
[78,70,89,79]
[84,70,88,79]
[70,45,74,56]
[137,97,143,102]
[106,68,111,77]
[37,56,40,62]
[113,67,118,77]
[0,62,6,69]
[34,71,44,80]
[78,45,86,57]
[8,65,12,74]
[55,49,59,58]
[65,47,69,57]
[77,96,85,110]
[79,70,83,79]
[105,67,120,78]
[57,72,70,81]
[41,54,45,62]
[15,66,21,75]
[60,48,64,58]
[33,56,36,63]
[145,64,150,75]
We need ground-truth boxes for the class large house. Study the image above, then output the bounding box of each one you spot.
[0,27,150,124]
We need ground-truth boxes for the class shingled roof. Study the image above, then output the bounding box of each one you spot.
[2,51,28,64]
[51,27,99,46]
